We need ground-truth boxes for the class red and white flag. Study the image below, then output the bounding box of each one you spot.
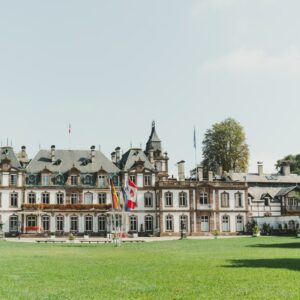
[126,179,138,210]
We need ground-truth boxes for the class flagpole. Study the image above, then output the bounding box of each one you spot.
[194,126,198,180]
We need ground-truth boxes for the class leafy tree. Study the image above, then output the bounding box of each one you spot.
[202,118,249,173]
[276,154,300,175]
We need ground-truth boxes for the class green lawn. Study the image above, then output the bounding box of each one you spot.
[0,237,300,299]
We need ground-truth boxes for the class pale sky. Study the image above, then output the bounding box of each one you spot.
[1,0,300,176]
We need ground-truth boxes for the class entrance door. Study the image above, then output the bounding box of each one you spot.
[201,216,209,232]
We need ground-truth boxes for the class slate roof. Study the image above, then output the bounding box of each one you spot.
[119,148,154,171]
[231,172,300,184]
[145,121,162,154]
[26,149,120,174]
[0,147,22,170]
[275,186,300,197]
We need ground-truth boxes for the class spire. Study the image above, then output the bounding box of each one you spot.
[145,120,162,154]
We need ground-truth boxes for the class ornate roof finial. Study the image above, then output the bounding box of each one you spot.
[152,120,155,128]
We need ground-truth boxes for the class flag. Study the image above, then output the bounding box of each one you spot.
[111,180,120,210]
[126,179,138,210]
[121,187,130,212]
[194,127,197,149]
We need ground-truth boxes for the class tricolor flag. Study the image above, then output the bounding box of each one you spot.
[126,179,138,210]
[111,180,120,210]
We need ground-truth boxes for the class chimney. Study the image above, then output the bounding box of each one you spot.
[91,146,96,163]
[115,147,121,163]
[197,165,203,181]
[217,165,223,176]
[282,161,291,176]
[51,145,56,163]
[21,145,26,153]
[177,160,185,181]
[258,162,263,176]
[111,151,116,163]
[208,171,213,182]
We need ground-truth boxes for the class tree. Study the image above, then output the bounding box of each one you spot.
[202,118,249,173]
[276,154,300,175]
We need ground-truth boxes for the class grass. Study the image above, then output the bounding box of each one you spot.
[0,237,300,299]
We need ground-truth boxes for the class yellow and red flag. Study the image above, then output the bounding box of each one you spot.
[111,180,120,210]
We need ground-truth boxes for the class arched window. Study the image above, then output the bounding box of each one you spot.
[42,215,50,231]
[98,215,106,232]
[180,215,188,231]
[179,192,188,207]
[144,192,153,207]
[56,215,64,232]
[236,215,244,232]
[28,192,36,204]
[165,192,173,207]
[85,215,93,232]
[145,215,153,232]
[129,215,138,232]
[221,192,230,208]
[200,192,208,205]
[84,192,93,204]
[9,215,18,232]
[235,192,243,208]
[70,216,78,232]
[165,215,174,232]
[222,215,230,232]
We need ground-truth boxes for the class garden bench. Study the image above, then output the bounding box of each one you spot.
[36,240,66,244]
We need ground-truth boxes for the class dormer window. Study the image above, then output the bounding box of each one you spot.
[98,175,106,188]
[42,175,50,186]
[71,175,78,186]
[129,175,136,184]
[10,174,17,186]
[144,174,151,186]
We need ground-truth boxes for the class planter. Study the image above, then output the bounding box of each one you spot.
[296,233,300,238]
[50,235,56,240]
[253,232,261,237]
[133,233,138,238]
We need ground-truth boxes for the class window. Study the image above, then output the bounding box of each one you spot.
[201,216,209,232]
[70,216,78,232]
[98,175,106,188]
[144,193,153,207]
[84,192,93,204]
[144,174,151,186]
[221,192,230,208]
[145,215,153,232]
[85,215,93,232]
[42,215,50,231]
[236,216,244,232]
[98,193,107,205]
[180,215,188,231]
[0,193,2,207]
[85,175,92,185]
[98,215,106,232]
[10,193,18,207]
[28,192,36,204]
[56,193,64,205]
[288,198,298,206]
[10,174,17,186]
[56,215,64,232]
[129,175,136,184]
[235,192,243,208]
[27,215,37,227]
[42,175,49,186]
[222,215,230,232]
[179,192,188,207]
[42,193,50,204]
[129,215,138,232]
[71,175,78,186]
[265,197,269,206]
[165,215,173,231]
[71,193,78,204]
[200,192,209,205]
[9,215,18,232]
[165,192,173,207]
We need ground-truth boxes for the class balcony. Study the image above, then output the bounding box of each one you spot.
[198,204,213,210]
[21,204,112,211]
